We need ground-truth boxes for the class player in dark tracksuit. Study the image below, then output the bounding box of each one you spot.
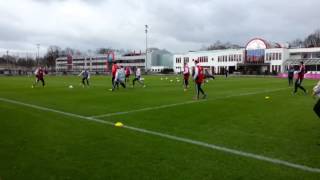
[287,65,294,86]
[293,61,307,95]
[183,62,190,91]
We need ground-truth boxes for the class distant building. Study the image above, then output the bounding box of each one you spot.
[56,48,173,73]
[173,38,320,75]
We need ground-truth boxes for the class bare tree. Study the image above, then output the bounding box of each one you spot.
[206,40,241,50]
[304,29,320,48]
[289,38,304,48]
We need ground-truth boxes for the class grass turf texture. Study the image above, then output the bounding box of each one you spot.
[0,75,320,179]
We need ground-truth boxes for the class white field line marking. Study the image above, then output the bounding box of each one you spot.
[91,87,289,118]
[1,97,320,173]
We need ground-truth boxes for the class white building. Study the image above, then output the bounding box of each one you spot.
[56,48,173,74]
[174,49,244,74]
[173,38,320,75]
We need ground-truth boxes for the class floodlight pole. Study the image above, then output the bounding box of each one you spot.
[36,44,40,66]
[6,50,9,69]
[145,24,148,74]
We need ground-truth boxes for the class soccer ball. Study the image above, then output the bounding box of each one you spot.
[69,85,73,89]
[170,80,173,82]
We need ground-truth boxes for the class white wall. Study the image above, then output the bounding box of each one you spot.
[173,49,244,74]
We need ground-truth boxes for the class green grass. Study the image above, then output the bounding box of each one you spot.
[0,75,320,179]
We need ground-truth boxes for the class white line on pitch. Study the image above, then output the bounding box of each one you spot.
[1,96,319,174]
[90,88,288,118]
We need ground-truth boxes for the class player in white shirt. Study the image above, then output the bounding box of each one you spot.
[78,69,90,87]
[183,62,190,91]
[132,67,145,88]
[312,81,320,117]
[112,66,126,91]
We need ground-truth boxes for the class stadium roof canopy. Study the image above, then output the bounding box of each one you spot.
[283,58,320,65]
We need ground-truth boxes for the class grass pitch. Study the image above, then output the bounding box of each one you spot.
[0,75,320,179]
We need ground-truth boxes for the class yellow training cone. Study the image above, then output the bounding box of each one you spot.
[115,122,124,127]
[265,96,270,100]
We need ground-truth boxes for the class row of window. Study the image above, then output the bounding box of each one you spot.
[116,59,145,63]
[176,57,182,63]
[197,56,209,63]
[176,55,242,64]
[272,65,281,72]
[151,69,162,72]
[266,53,282,61]
[218,54,242,62]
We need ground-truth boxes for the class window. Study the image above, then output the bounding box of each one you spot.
[314,53,320,58]
[176,57,182,64]
[183,57,189,63]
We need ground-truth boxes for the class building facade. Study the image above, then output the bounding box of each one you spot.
[173,38,320,75]
[56,49,173,73]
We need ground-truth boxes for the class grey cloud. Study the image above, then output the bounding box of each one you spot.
[0,0,320,54]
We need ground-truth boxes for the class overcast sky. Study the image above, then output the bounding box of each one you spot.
[0,0,319,55]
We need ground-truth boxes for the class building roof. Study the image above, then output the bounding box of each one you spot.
[283,58,320,65]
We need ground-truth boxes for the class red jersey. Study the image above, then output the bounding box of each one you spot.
[196,65,204,84]
[125,67,131,76]
[298,64,305,80]
[112,64,118,77]
[36,68,44,79]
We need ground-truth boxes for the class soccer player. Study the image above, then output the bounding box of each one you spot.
[204,69,215,80]
[111,62,118,89]
[225,69,229,78]
[287,65,294,86]
[125,66,131,84]
[293,61,307,95]
[112,66,126,91]
[312,81,320,118]
[193,60,207,99]
[132,67,145,87]
[183,62,190,91]
[79,69,90,87]
[32,67,46,87]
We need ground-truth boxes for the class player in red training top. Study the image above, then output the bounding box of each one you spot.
[32,67,46,88]
[193,60,207,99]
[293,61,307,95]
[125,66,131,85]
[111,62,118,90]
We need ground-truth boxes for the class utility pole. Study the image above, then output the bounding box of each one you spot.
[36,44,40,66]
[145,24,148,73]
[6,50,9,69]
